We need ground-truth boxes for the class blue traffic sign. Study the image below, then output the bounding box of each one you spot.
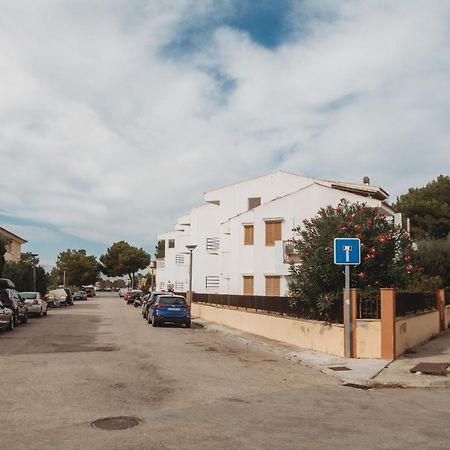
[334,238,361,265]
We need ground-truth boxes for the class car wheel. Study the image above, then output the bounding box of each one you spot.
[152,316,158,327]
[44,309,48,316]
[13,314,18,326]
[22,313,28,324]
[39,308,43,317]
[8,317,14,331]
[185,320,191,328]
[147,314,152,324]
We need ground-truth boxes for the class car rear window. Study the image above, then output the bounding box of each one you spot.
[20,292,37,299]
[157,297,186,305]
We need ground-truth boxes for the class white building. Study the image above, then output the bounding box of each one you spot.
[156,171,401,296]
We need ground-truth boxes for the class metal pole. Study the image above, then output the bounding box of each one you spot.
[63,270,66,287]
[32,261,36,292]
[345,264,351,358]
[189,250,193,292]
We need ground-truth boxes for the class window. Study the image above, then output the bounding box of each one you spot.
[244,224,254,245]
[243,276,254,295]
[168,239,175,248]
[205,276,220,289]
[265,221,282,246]
[159,282,166,290]
[175,281,184,291]
[265,276,281,297]
[248,197,261,210]
[175,254,185,264]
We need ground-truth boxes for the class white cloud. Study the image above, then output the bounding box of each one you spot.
[0,0,449,260]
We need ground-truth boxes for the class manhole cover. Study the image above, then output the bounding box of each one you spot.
[410,362,450,375]
[329,366,351,371]
[92,416,141,430]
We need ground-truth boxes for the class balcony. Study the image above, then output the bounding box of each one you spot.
[283,240,300,264]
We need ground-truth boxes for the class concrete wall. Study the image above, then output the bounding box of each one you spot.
[395,310,440,357]
[355,320,382,358]
[192,303,345,357]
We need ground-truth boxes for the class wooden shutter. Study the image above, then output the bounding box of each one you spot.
[243,276,254,295]
[244,225,254,245]
[265,221,281,246]
[265,276,280,296]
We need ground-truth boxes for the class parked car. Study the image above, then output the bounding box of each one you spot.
[148,295,191,328]
[0,299,14,331]
[20,292,48,317]
[73,291,87,301]
[118,288,128,298]
[0,279,28,325]
[47,288,68,307]
[126,290,143,305]
[142,291,171,319]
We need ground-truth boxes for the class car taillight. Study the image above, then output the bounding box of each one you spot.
[32,300,39,305]
[155,303,166,308]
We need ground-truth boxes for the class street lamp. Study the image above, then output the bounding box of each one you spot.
[31,253,39,292]
[185,244,197,301]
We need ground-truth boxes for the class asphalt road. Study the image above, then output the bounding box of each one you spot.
[1,295,449,450]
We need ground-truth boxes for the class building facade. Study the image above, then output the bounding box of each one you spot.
[155,171,401,296]
[0,226,27,263]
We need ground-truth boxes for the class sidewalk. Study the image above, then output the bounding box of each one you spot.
[193,318,450,388]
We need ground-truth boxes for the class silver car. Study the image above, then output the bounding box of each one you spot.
[0,299,14,330]
[20,292,48,317]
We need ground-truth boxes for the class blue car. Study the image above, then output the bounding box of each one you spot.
[149,295,191,328]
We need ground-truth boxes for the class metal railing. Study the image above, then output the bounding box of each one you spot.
[192,293,343,323]
[358,290,381,319]
[396,292,436,317]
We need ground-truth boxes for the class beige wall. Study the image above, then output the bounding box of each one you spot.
[192,303,345,357]
[3,240,22,262]
[395,310,440,357]
[355,320,382,359]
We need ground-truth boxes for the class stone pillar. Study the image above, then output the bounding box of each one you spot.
[380,288,396,360]
[343,288,358,358]
[436,289,446,331]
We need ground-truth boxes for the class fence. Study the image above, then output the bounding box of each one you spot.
[396,292,436,317]
[358,290,381,319]
[192,293,343,323]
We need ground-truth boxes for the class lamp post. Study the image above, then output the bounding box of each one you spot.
[149,261,156,291]
[185,244,197,303]
[31,253,39,292]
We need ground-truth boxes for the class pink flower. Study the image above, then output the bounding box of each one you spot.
[378,236,385,243]
[358,272,365,278]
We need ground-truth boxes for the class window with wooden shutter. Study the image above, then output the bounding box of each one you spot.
[244,224,254,245]
[265,221,282,246]
[265,276,280,296]
[243,276,254,295]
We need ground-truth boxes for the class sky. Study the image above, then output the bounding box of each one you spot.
[0,0,449,266]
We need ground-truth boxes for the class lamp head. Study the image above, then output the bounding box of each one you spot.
[185,244,197,252]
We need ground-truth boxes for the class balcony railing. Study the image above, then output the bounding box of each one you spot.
[283,240,300,263]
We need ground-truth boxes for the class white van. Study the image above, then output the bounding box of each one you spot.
[47,288,67,307]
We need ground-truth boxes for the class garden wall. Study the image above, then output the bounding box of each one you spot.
[191,303,345,357]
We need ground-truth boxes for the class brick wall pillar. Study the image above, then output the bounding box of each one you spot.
[380,288,396,360]
[186,291,194,306]
[436,289,446,331]
[343,288,358,358]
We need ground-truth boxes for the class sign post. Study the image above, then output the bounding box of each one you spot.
[334,238,361,358]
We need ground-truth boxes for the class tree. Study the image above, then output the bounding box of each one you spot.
[289,200,414,322]
[52,249,100,288]
[0,239,6,277]
[100,241,150,287]
[155,240,165,259]
[395,175,450,239]
[410,238,450,289]
[2,253,49,295]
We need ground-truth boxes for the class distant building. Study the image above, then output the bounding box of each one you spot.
[156,171,402,296]
[0,226,27,263]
